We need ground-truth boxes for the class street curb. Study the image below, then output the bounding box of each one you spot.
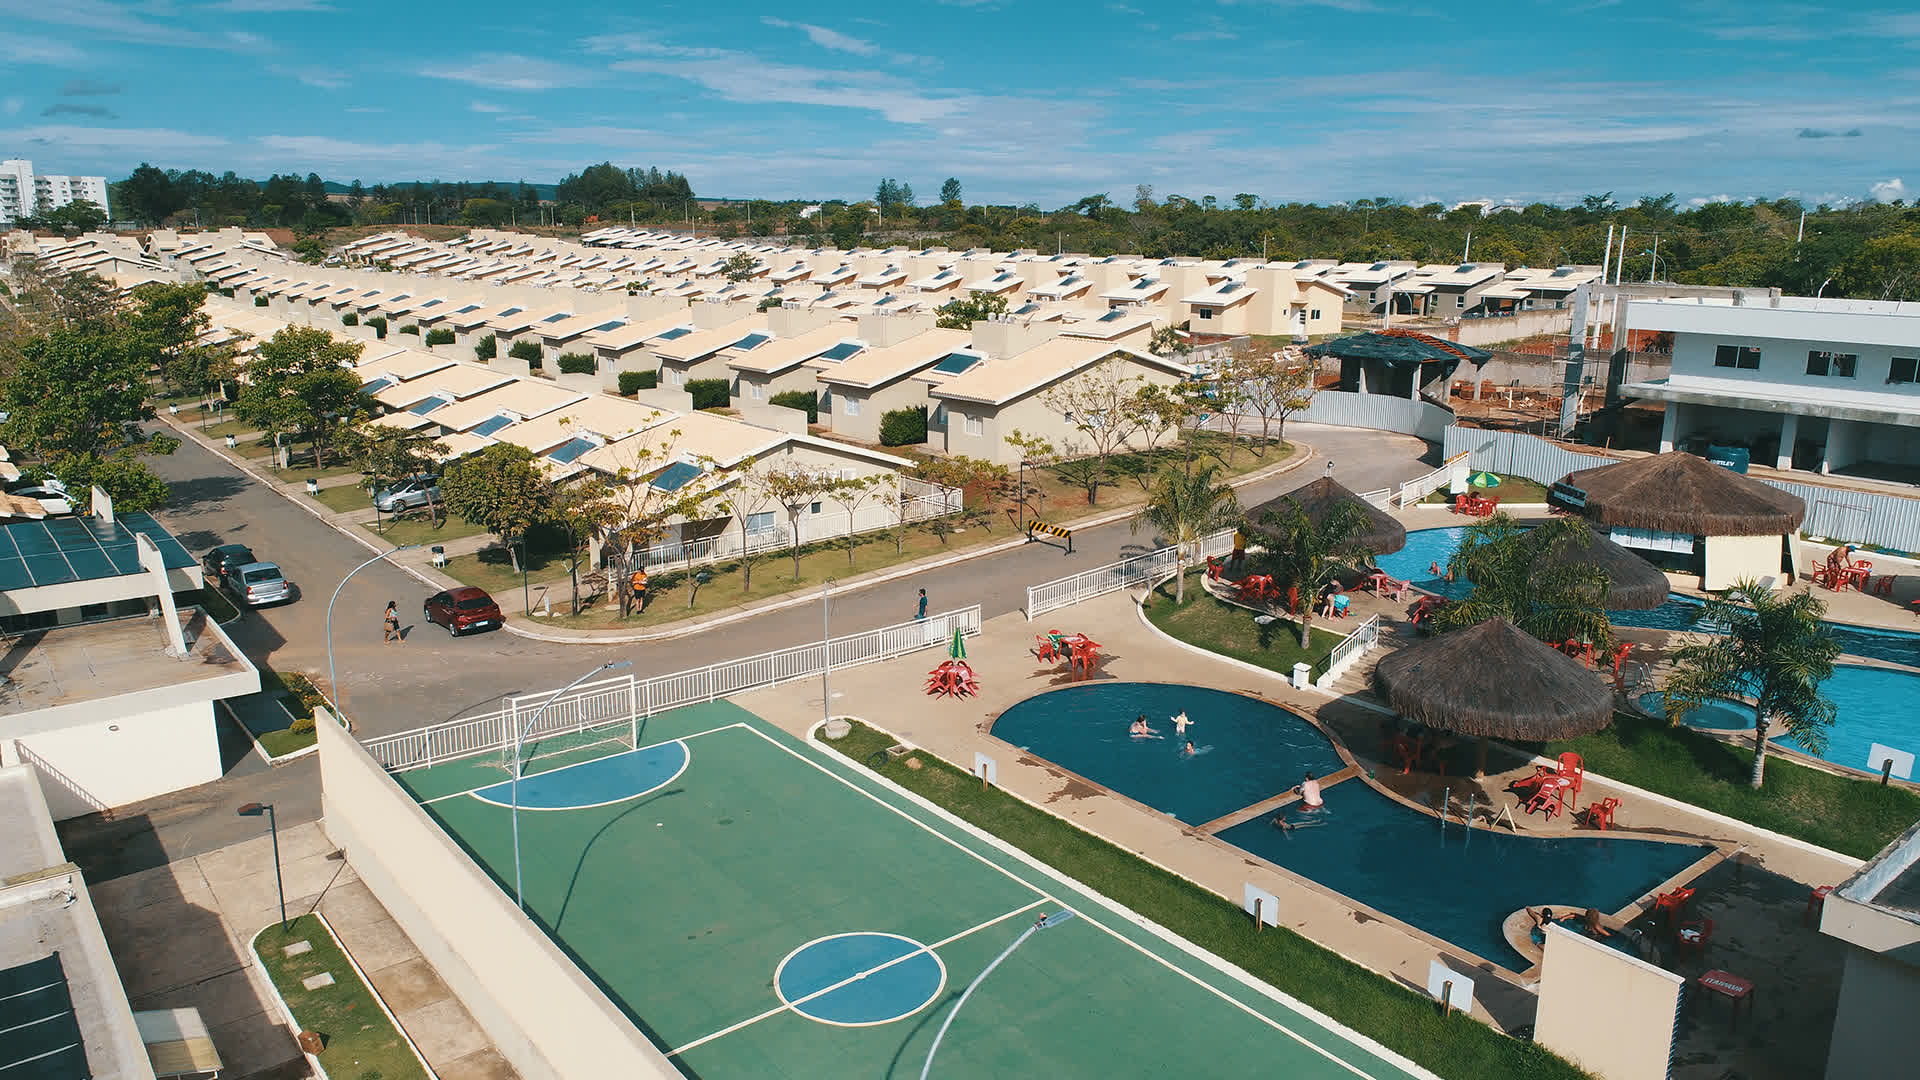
[161,410,1315,646]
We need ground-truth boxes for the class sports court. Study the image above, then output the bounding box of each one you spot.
[396,700,1432,1079]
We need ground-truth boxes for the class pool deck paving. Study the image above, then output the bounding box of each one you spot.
[738,583,1867,1070]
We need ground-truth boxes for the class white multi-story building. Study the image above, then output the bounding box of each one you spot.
[1617,293,1920,479]
[0,158,110,226]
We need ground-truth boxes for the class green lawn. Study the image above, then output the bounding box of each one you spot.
[246,670,338,758]
[819,722,1587,1080]
[1142,571,1342,676]
[310,483,371,514]
[359,513,487,547]
[253,916,428,1080]
[1543,710,1920,860]
[1420,472,1551,505]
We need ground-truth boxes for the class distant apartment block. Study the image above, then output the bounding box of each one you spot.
[0,159,110,226]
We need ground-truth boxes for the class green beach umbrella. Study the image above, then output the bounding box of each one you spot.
[950,627,967,659]
[1468,471,1502,488]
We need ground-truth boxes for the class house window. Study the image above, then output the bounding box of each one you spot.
[842,396,861,416]
[1892,356,1919,384]
[1714,344,1761,370]
[745,511,775,534]
[963,414,983,437]
[810,502,822,515]
[1195,307,1215,320]
[1454,295,1465,308]
[1806,351,1857,378]
[1309,308,1322,321]
[747,382,763,399]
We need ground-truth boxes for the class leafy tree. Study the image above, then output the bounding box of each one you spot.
[19,200,108,234]
[1231,345,1316,452]
[439,442,552,574]
[717,459,781,591]
[1,327,155,462]
[830,473,888,566]
[756,464,841,580]
[940,178,962,205]
[129,282,210,391]
[1834,230,1920,301]
[232,325,367,467]
[583,421,714,615]
[1133,462,1240,604]
[337,421,447,527]
[1039,355,1149,503]
[475,333,497,361]
[721,252,759,283]
[292,235,327,264]
[1003,429,1057,528]
[879,406,928,446]
[548,475,623,615]
[934,291,1009,329]
[507,339,543,363]
[1662,581,1841,788]
[1256,496,1373,646]
[769,389,817,422]
[1148,322,1192,358]
[1431,514,1614,649]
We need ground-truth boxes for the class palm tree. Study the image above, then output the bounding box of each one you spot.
[1257,497,1372,647]
[1661,580,1840,788]
[1433,513,1614,648]
[1131,462,1239,605]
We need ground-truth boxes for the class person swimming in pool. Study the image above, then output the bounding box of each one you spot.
[1171,711,1191,735]
[1181,740,1197,757]
[1295,771,1324,810]
[1129,715,1158,737]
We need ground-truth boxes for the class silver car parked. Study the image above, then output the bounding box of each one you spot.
[373,475,441,513]
[228,561,297,607]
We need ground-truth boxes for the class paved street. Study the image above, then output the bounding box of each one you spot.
[59,421,1432,878]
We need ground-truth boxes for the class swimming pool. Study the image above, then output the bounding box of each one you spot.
[991,684,1344,825]
[1638,663,1920,775]
[997,682,1710,969]
[1379,527,1920,666]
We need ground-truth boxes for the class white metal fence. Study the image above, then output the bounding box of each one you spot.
[1394,450,1472,508]
[361,605,982,771]
[632,478,965,570]
[1315,614,1381,689]
[1025,529,1237,620]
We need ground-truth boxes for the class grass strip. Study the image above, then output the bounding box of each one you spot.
[254,915,428,1080]
[1544,710,1920,860]
[817,721,1588,1080]
[1142,572,1342,675]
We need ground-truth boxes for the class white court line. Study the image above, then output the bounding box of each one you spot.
[669,899,1051,1059]
[737,724,1391,1080]
[417,721,746,805]
[466,740,691,812]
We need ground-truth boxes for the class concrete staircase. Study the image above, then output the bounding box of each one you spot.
[1325,618,1422,700]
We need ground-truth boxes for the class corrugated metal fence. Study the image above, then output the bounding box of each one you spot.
[1443,426,1920,552]
[1295,390,1456,442]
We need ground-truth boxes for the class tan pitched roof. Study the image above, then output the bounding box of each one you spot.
[652,318,764,363]
[428,378,586,432]
[498,395,677,456]
[726,323,852,375]
[815,328,972,389]
[929,339,1190,407]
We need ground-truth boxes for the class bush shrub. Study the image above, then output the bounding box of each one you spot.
[474,333,497,361]
[289,715,317,735]
[365,316,388,339]
[399,323,420,336]
[507,340,544,366]
[880,405,928,446]
[341,312,359,326]
[770,389,818,423]
[617,369,659,395]
[557,352,596,375]
[424,328,455,346]
[218,287,235,298]
[686,378,731,410]
[254,294,268,307]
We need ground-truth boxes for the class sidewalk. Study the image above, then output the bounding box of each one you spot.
[159,407,1318,644]
[87,819,518,1080]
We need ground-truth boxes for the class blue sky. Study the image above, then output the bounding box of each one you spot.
[1,0,1914,208]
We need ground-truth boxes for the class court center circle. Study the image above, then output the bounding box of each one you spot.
[773,932,945,1027]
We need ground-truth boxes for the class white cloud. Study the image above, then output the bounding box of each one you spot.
[0,123,230,153]
[0,0,224,48]
[275,67,345,90]
[762,17,880,57]
[3,98,22,116]
[1871,178,1908,203]
[13,33,97,66]
[257,134,500,164]
[418,54,599,91]
[208,0,336,10]
[344,106,385,113]
[470,102,509,113]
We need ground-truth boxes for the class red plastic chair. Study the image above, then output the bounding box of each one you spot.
[1584,796,1620,830]
[1205,556,1225,581]
[1608,642,1634,677]
[1557,752,1585,801]
[1805,885,1834,926]
[1452,494,1471,514]
[1653,886,1695,928]
[1675,917,1713,958]
[1523,785,1564,820]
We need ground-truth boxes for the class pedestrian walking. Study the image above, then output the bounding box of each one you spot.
[383,600,400,644]
[915,588,928,620]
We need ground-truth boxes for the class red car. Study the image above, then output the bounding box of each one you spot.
[423,586,503,636]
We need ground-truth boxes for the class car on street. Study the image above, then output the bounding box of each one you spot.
[373,475,441,514]
[423,586,503,636]
[227,561,297,607]
[201,544,257,588]
[4,479,74,516]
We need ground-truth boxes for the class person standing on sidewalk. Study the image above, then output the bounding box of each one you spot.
[383,601,401,644]
[916,588,928,620]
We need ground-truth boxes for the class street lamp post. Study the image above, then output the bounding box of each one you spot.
[1817,277,1834,298]
[1016,459,1029,537]
[326,544,420,727]
[820,578,835,726]
[1641,250,1666,283]
[237,802,287,931]
[512,660,633,911]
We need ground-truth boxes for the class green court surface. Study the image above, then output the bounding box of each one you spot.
[398,701,1430,1080]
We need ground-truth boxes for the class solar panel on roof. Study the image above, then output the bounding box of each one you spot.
[655,326,692,341]
[546,436,598,464]
[497,306,523,317]
[360,376,395,394]
[1097,309,1128,322]
[731,332,771,350]
[932,352,981,375]
[407,396,450,416]
[815,342,862,363]
[0,953,89,1080]
[650,461,705,492]
[592,320,626,332]
[470,415,515,437]
[454,304,480,314]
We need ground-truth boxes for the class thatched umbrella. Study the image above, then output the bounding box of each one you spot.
[1534,524,1670,610]
[1373,617,1614,776]
[1559,452,1805,537]
[1245,475,1407,556]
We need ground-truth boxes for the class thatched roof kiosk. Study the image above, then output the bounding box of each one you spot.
[1535,523,1671,611]
[1245,475,1407,557]
[1373,617,1614,776]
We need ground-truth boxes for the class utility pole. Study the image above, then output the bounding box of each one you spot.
[1797,209,1806,245]
[1463,231,1472,262]
[1594,225,1615,350]
[1648,234,1659,283]
[1615,228,1628,284]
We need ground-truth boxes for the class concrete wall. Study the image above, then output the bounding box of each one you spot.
[1702,533,1786,591]
[1534,924,1683,1080]
[11,701,222,820]
[316,715,682,1080]
[1447,309,1575,347]
[822,378,927,443]
[1825,944,1920,1079]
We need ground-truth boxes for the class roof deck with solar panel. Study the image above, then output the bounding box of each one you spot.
[0,510,200,618]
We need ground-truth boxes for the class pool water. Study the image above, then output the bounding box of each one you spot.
[1220,782,1707,969]
[1381,527,1920,667]
[999,682,1710,969]
[1640,664,1920,776]
[991,684,1344,825]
